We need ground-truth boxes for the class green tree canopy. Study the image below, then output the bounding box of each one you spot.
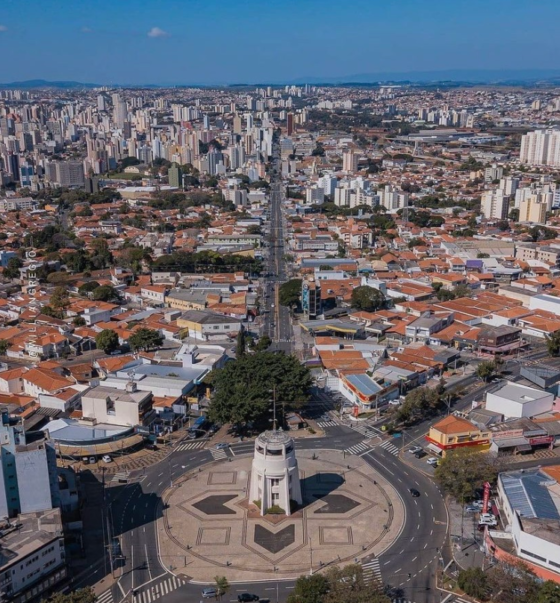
[78,281,101,296]
[50,286,70,310]
[92,285,119,302]
[3,257,23,279]
[546,330,560,357]
[457,567,490,600]
[0,340,10,355]
[129,328,164,352]
[434,448,500,501]
[279,279,302,308]
[95,329,119,354]
[476,360,497,382]
[287,574,329,603]
[47,588,97,603]
[351,285,385,312]
[208,351,312,428]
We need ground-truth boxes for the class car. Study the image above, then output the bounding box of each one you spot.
[201,587,218,599]
[102,455,112,463]
[216,443,229,450]
[427,457,439,466]
[414,450,427,459]
[408,446,423,454]
[409,488,420,497]
[465,506,479,513]
[89,456,96,464]
[479,518,497,527]
[480,513,496,521]
[82,457,89,465]
[237,595,259,603]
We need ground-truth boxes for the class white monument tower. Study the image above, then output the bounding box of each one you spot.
[249,429,302,516]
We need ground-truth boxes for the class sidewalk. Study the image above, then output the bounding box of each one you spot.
[447,498,486,571]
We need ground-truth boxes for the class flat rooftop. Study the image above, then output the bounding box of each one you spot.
[0,508,62,569]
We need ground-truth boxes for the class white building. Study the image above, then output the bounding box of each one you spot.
[481,190,510,220]
[342,150,358,173]
[249,430,302,516]
[305,186,324,205]
[81,384,152,427]
[497,468,560,575]
[485,382,554,419]
[520,129,560,167]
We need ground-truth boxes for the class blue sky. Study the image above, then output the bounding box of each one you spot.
[1,0,559,84]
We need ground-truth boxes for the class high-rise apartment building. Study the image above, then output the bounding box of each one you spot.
[168,163,182,188]
[520,130,560,167]
[481,190,510,220]
[342,150,358,173]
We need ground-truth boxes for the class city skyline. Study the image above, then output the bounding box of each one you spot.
[1,0,560,84]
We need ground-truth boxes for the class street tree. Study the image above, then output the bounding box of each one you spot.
[457,567,490,600]
[287,574,329,603]
[129,328,164,352]
[546,330,560,357]
[536,581,560,603]
[236,327,246,358]
[214,576,229,601]
[395,386,442,423]
[95,329,119,354]
[323,564,390,603]
[47,587,96,603]
[351,285,385,312]
[0,340,10,355]
[487,560,540,603]
[279,279,302,308]
[434,448,501,501]
[253,334,272,352]
[476,360,497,382]
[208,351,312,428]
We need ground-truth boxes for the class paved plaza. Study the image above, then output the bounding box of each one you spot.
[157,449,405,582]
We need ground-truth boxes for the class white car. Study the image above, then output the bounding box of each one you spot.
[427,457,439,466]
[479,518,497,527]
[480,512,496,521]
[102,455,112,463]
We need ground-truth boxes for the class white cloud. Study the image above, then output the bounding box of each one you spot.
[147,27,170,38]
[0,25,8,32]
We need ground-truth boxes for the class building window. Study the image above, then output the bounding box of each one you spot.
[520,549,546,562]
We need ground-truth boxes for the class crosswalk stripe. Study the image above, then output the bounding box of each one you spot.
[97,590,113,603]
[379,440,400,455]
[210,449,227,460]
[317,420,338,427]
[344,441,371,455]
[111,471,129,482]
[175,441,206,451]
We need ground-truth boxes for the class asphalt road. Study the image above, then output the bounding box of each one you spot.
[261,137,292,353]
[102,422,448,603]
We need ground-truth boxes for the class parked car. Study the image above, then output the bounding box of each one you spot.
[216,443,229,450]
[480,513,496,521]
[201,587,218,599]
[89,456,96,464]
[408,446,423,454]
[465,506,479,513]
[414,450,427,459]
[102,455,112,463]
[427,457,439,466]
[237,594,259,602]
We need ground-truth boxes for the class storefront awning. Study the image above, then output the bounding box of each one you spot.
[426,442,443,456]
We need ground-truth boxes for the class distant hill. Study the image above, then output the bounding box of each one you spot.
[0,79,99,89]
[287,69,560,85]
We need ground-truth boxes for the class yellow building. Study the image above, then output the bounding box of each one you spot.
[426,415,491,457]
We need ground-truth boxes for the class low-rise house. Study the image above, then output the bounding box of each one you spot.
[176,309,242,341]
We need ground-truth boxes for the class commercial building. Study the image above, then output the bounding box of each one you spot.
[176,309,242,340]
[485,382,554,419]
[168,163,182,188]
[494,467,560,580]
[426,415,491,457]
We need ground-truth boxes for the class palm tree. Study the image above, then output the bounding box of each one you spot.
[214,576,229,601]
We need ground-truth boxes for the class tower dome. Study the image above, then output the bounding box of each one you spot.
[248,429,302,516]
